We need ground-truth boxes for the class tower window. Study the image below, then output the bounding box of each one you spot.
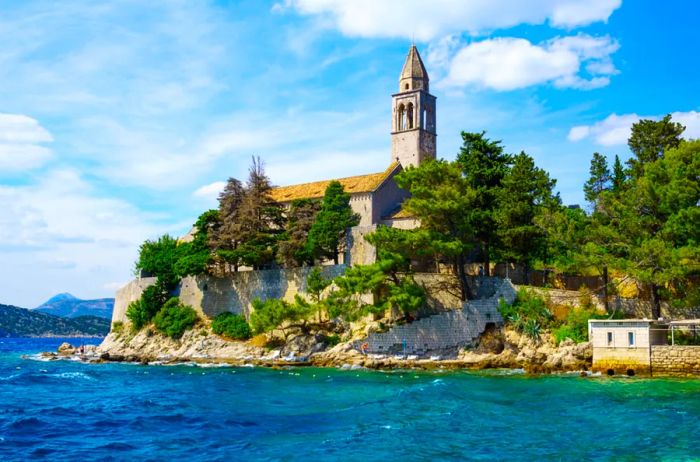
[407,103,414,129]
[397,104,406,131]
[405,83,409,90]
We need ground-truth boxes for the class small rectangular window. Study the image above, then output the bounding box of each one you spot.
[607,332,613,346]
[628,332,635,346]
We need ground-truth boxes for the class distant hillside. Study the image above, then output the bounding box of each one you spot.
[0,304,109,337]
[34,293,114,319]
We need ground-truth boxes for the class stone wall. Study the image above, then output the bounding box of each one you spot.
[364,279,516,356]
[521,286,700,319]
[111,266,347,324]
[345,225,377,266]
[111,277,157,325]
[651,346,700,377]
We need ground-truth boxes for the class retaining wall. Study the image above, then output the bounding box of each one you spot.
[651,346,700,377]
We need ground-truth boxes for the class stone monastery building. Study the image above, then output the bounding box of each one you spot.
[269,45,436,230]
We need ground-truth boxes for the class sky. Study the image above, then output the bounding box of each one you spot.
[1,0,699,307]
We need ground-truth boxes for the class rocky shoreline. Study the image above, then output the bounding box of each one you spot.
[42,325,592,374]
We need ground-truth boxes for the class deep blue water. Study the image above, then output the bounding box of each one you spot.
[1,338,700,461]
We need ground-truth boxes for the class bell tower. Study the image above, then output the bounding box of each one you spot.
[391,45,436,168]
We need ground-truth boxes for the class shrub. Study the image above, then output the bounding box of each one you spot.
[249,298,299,336]
[153,298,199,339]
[553,306,606,344]
[499,289,553,339]
[126,279,170,330]
[111,321,124,334]
[211,312,252,340]
[324,334,341,346]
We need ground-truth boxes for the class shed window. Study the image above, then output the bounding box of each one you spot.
[607,332,613,346]
[628,332,635,346]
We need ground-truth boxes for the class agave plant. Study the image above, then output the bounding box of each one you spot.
[523,319,541,340]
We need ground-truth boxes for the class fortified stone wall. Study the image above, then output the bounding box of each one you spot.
[176,265,346,320]
[111,277,158,325]
[651,346,700,377]
[111,266,347,324]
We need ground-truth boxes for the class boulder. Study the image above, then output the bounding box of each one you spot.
[57,342,75,355]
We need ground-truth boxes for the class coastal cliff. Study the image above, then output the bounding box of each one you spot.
[93,324,591,373]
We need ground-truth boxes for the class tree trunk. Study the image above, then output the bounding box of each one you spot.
[650,283,662,320]
[483,242,491,277]
[333,250,339,265]
[455,255,470,301]
[602,266,609,313]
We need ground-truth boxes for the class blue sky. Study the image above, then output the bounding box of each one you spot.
[1,0,699,307]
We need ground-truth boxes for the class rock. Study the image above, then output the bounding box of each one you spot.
[57,342,75,355]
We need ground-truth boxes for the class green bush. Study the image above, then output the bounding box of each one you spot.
[499,289,553,339]
[553,306,606,344]
[153,298,199,339]
[249,298,301,336]
[111,321,124,334]
[126,279,170,330]
[211,312,252,340]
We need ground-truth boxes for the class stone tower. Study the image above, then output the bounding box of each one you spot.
[391,45,436,168]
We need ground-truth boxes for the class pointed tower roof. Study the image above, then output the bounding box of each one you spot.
[399,45,429,92]
[401,45,428,80]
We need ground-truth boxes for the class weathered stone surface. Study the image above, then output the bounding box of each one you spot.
[57,342,74,355]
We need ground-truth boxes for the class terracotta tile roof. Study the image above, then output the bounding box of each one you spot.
[389,208,414,219]
[270,162,400,203]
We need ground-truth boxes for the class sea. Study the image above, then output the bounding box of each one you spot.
[1,338,699,461]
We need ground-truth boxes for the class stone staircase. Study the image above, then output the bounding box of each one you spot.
[365,279,517,356]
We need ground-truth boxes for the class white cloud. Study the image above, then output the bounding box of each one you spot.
[281,0,621,40]
[0,113,53,171]
[440,35,618,91]
[193,181,226,201]
[0,168,169,306]
[568,111,700,146]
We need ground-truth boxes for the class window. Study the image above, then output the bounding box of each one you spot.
[405,83,409,90]
[628,331,635,346]
[607,332,613,346]
[407,103,414,129]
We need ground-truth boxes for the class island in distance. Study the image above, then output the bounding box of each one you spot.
[0,293,114,337]
[33,293,114,319]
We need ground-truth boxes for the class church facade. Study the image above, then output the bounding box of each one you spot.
[269,45,436,233]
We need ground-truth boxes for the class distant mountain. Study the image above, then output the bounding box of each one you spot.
[0,304,109,337]
[34,293,114,319]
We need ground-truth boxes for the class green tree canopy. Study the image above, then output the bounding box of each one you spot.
[583,152,611,206]
[278,198,320,267]
[394,159,478,300]
[590,139,700,318]
[495,151,559,269]
[627,114,685,178]
[456,131,513,275]
[307,181,359,264]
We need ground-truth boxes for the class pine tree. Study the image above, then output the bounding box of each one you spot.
[237,157,284,269]
[611,155,626,193]
[627,114,685,178]
[307,181,359,264]
[393,160,478,300]
[277,198,320,267]
[456,131,512,276]
[583,152,611,205]
[496,152,558,271]
[213,177,246,272]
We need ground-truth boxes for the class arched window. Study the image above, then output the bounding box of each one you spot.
[422,108,427,129]
[407,103,414,129]
[404,83,409,90]
[397,104,406,131]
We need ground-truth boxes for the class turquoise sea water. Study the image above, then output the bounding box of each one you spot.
[1,338,700,461]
